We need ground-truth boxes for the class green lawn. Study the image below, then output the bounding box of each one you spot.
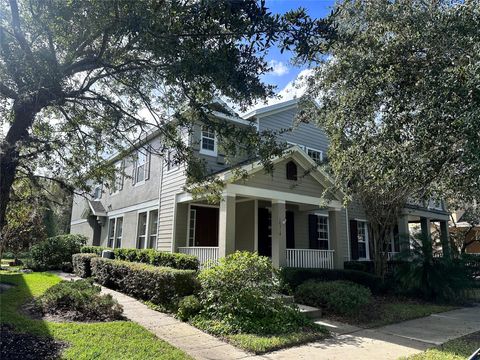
[402,332,480,360]
[327,296,456,328]
[0,272,191,360]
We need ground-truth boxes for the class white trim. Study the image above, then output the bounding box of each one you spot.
[70,219,88,226]
[225,183,342,209]
[199,126,218,157]
[287,141,305,151]
[243,98,299,119]
[187,206,197,247]
[189,203,220,209]
[107,200,159,217]
[212,111,256,126]
[356,220,370,260]
[135,206,158,249]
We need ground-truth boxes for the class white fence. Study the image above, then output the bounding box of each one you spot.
[177,247,219,268]
[285,249,335,269]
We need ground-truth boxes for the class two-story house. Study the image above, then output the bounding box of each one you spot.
[70,99,451,268]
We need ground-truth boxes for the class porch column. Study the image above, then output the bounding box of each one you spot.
[218,194,236,258]
[420,217,431,240]
[271,200,286,268]
[398,215,410,251]
[328,209,343,269]
[440,220,451,259]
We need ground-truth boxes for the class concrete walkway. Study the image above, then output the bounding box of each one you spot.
[56,272,480,360]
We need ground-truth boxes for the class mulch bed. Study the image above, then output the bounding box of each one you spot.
[0,324,67,360]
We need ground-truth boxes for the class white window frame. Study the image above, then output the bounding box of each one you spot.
[165,149,180,173]
[187,207,197,247]
[286,141,305,151]
[306,147,323,164]
[134,149,147,185]
[356,219,370,260]
[316,214,330,250]
[110,162,123,195]
[93,185,102,200]
[108,215,123,249]
[135,207,159,249]
[200,126,217,156]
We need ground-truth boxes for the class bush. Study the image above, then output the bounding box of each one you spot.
[91,257,198,309]
[80,246,110,255]
[177,295,202,321]
[27,234,87,271]
[344,261,375,273]
[81,246,199,270]
[35,278,123,321]
[295,280,372,316]
[194,251,313,336]
[114,248,199,271]
[280,267,383,294]
[72,253,98,278]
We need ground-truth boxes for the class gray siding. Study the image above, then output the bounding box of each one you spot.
[257,106,330,156]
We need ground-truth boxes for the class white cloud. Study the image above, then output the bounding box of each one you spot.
[269,60,289,76]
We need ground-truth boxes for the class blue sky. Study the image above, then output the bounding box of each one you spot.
[262,0,336,91]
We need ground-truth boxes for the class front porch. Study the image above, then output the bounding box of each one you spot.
[175,185,343,269]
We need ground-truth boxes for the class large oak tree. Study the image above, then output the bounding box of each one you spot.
[0,0,332,233]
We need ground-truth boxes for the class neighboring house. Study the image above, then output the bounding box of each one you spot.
[70,99,451,268]
[450,209,480,254]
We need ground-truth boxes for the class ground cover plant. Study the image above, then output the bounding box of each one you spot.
[403,331,480,360]
[181,251,328,354]
[33,279,123,322]
[0,272,191,360]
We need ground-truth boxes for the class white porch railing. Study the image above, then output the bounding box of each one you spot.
[178,247,219,268]
[285,249,335,269]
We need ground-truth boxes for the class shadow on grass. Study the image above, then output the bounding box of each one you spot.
[0,272,66,359]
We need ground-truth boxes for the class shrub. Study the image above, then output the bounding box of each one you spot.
[114,248,199,271]
[35,278,123,321]
[344,261,375,273]
[177,295,202,321]
[72,253,98,278]
[91,257,198,308]
[27,234,87,271]
[280,267,383,294]
[80,246,110,255]
[295,280,372,316]
[194,251,313,335]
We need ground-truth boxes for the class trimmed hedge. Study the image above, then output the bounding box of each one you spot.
[344,261,375,274]
[280,267,383,294]
[72,253,99,278]
[90,257,198,308]
[80,246,199,271]
[80,246,110,255]
[295,280,372,316]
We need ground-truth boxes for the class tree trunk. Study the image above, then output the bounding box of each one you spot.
[0,107,36,235]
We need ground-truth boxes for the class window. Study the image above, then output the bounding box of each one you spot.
[137,212,148,249]
[307,148,323,164]
[135,150,147,183]
[148,210,158,249]
[317,215,329,250]
[286,161,297,180]
[188,208,196,246]
[93,185,102,200]
[108,217,123,248]
[200,126,217,156]
[115,217,123,248]
[110,161,123,194]
[357,221,369,259]
[137,210,158,249]
[108,219,115,247]
[165,149,179,172]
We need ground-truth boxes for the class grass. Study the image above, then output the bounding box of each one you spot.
[0,272,192,360]
[326,296,456,328]
[227,330,329,354]
[402,331,480,360]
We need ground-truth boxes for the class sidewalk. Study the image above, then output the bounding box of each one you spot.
[56,272,480,360]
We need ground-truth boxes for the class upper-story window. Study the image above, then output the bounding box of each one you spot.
[200,126,217,156]
[132,147,151,185]
[357,221,369,260]
[307,147,323,164]
[110,162,124,194]
[93,184,102,200]
[286,161,297,181]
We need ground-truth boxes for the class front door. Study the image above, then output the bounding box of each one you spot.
[258,207,272,257]
[192,206,219,246]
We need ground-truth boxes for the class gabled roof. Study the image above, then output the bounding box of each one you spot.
[217,145,343,203]
[81,200,107,218]
[243,98,299,119]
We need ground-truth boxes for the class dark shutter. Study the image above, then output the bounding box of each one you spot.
[350,220,359,260]
[308,214,319,249]
[393,224,400,252]
[131,158,137,186]
[144,148,151,181]
[286,161,297,180]
[119,160,125,190]
[286,211,295,249]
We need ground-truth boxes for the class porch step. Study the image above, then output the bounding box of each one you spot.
[297,303,323,319]
[274,294,295,304]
